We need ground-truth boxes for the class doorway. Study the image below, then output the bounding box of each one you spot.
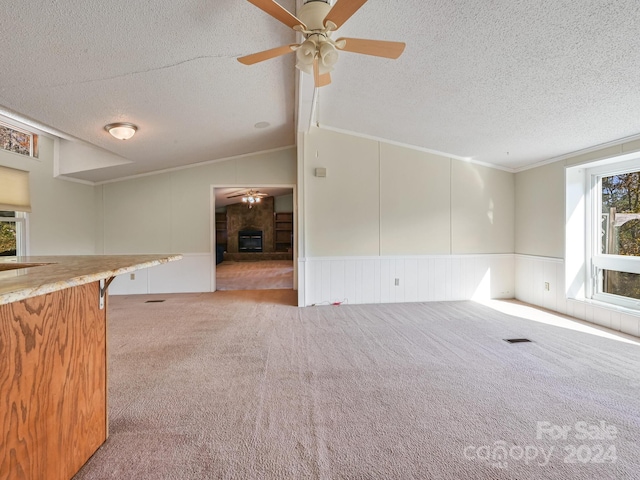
[212,186,295,291]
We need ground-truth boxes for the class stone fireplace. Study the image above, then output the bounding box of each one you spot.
[226,196,274,254]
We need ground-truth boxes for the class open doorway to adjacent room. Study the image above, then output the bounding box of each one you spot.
[213,186,295,291]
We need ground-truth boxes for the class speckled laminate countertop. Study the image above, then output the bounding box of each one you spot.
[0,255,182,305]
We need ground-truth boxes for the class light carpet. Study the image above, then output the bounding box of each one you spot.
[74,292,640,479]
[215,260,293,291]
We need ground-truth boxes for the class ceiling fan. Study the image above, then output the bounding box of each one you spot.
[238,0,406,87]
[227,189,269,208]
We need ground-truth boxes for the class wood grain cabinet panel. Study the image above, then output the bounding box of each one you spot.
[0,281,107,480]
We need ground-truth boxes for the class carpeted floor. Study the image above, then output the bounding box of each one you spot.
[215,260,293,291]
[74,292,640,479]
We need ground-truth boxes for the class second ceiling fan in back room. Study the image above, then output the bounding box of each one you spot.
[238,0,406,87]
[227,189,269,208]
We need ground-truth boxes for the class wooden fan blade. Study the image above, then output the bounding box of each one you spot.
[237,44,296,65]
[313,57,321,87]
[318,72,331,87]
[247,0,306,29]
[312,59,331,87]
[336,37,406,59]
[324,0,368,30]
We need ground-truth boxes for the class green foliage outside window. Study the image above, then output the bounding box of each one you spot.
[601,171,640,298]
[0,222,17,255]
[602,172,640,214]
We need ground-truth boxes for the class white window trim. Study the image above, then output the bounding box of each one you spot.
[0,212,28,256]
[0,120,35,157]
[585,157,640,309]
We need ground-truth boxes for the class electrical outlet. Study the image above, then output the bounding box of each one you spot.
[544,282,550,291]
[394,278,400,286]
[130,273,135,280]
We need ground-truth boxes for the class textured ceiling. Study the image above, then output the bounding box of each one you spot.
[1,0,298,182]
[319,0,640,169]
[2,0,640,182]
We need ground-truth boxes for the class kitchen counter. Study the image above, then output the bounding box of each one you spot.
[0,254,182,479]
[0,254,182,305]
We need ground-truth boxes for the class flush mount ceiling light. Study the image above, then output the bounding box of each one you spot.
[104,122,138,140]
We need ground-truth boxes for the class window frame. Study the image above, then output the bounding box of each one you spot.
[0,212,28,256]
[587,158,640,309]
[0,120,38,158]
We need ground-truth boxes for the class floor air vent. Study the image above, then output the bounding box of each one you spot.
[145,300,165,303]
[504,338,532,344]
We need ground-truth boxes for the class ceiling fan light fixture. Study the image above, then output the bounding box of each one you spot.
[319,42,338,65]
[296,61,314,74]
[104,122,137,140]
[239,0,405,88]
[235,189,267,208]
[319,42,339,73]
[296,39,317,64]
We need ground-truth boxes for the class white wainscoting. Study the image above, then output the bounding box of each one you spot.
[109,253,212,295]
[515,254,567,315]
[515,254,640,338]
[301,254,515,306]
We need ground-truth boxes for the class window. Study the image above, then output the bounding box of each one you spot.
[588,160,640,308]
[0,121,38,157]
[0,211,27,256]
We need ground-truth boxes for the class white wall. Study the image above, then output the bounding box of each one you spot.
[515,161,565,258]
[380,144,451,255]
[515,139,640,259]
[452,159,515,254]
[274,194,294,212]
[57,139,131,175]
[304,130,380,257]
[0,136,97,255]
[103,148,296,294]
[299,128,515,305]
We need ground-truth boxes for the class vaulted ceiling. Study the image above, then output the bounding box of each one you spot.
[2,0,640,183]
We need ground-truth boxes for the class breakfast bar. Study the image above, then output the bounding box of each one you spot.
[0,254,182,480]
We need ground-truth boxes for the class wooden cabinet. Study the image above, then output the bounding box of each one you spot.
[215,212,227,248]
[274,212,293,252]
[0,282,107,479]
